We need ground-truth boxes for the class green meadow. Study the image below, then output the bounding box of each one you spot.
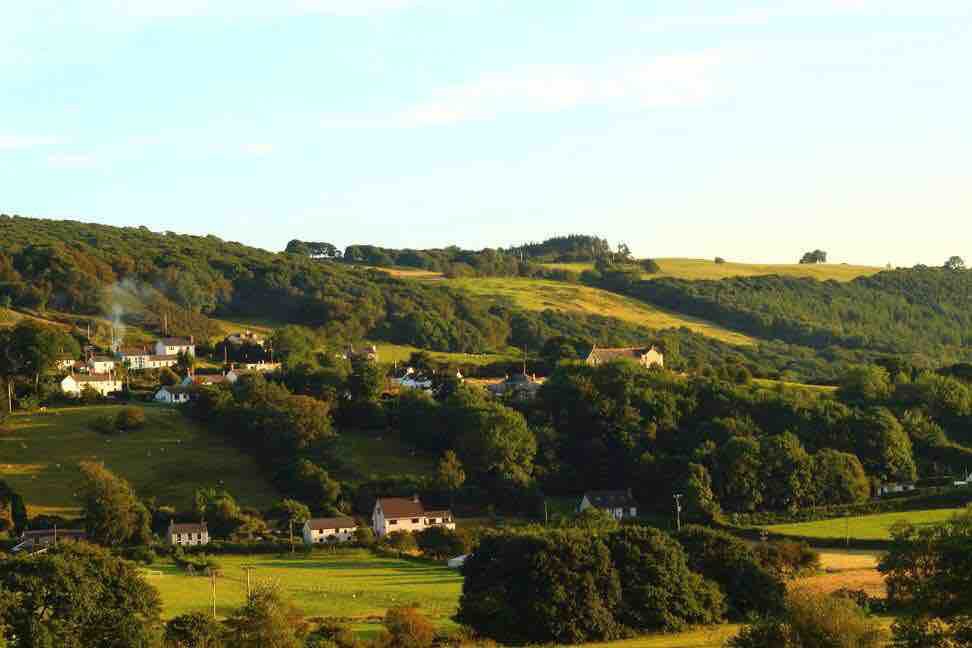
[542,258,881,282]
[763,508,968,541]
[0,405,279,517]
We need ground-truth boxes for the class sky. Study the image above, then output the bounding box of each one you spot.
[1,0,970,265]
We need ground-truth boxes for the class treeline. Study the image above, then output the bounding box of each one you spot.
[616,267,972,367]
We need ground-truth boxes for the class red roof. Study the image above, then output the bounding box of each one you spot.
[377,497,426,518]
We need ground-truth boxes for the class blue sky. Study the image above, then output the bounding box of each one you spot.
[1,0,970,264]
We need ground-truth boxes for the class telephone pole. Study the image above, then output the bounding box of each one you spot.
[211,570,217,618]
[242,565,255,598]
[289,519,295,554]
[673,494,683,532]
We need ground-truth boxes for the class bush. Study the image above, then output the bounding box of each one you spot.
[382,530,418,553]
[122,545,158,565]
[90,413,118,434]
[415,526,470,560]
[379,606,435,648]
[752,539,820,579]
[640,258,661,274]
[729,589,882,648]
[115,406,146,431]
[353,526,376,547]
[677,525,785,619]
[164,611,225,647]
[306,619,358,648]
[715,257,727,264]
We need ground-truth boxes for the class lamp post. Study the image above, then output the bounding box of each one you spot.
[673,494,683,532]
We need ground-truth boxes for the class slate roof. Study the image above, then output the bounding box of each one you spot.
[159,337,193,346]
[306,517,357,531]
[169,522,208,534]
[584,490,638,509]
[377,497,428,519]
[585,346,660,363]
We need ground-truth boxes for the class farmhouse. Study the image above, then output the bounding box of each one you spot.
[88,355,116,373]
[118,347,179,370]
[372,495,455,537]
[154,385,196,404]
[183,374,229,386]
[225,330,265,347]
[578,490,639,520]
[54,354,76,371]
[167,520,210,546]
[584,345,664,369]
[155,337,195,357]
[487,373,543,399]
[60,374,123,397]
[302,517,358,545]
[12,528,87,553]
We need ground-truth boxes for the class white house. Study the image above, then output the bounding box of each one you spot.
[167,521,209,546]
[155,337,195,357]
[154,385,195,404]
[182,374,229,387]
[578,490,639,520]
[302,517,358,545]
[61,374,123,397]
[447,554,469,569]
[372,496,455,538]
[226,330,265,347]
[877,482,916,497]
[584,345,664,369]
[88,356,116,374]
[118,347,179,370]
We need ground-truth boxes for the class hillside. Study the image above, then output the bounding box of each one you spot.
[542,258,881,282]
[0,405,279,516]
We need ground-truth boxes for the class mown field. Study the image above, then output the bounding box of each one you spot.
[543,258,881,282]
[763,508,967,541]
[0,405,279,516]
[444,277,755,346]
[150,550,462,630]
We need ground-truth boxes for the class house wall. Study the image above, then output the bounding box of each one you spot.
[169,532,210,546]
[303,525,357,545]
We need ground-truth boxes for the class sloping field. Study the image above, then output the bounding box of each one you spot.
[446,277,755,346]
[763,508,966,541]
[543,258,881,282]
[0,405,278,516]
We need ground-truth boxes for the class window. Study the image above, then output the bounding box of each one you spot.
[411,518,420,524]
[389,519,397,525]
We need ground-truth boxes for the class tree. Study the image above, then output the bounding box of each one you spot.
[715,436,764,512]
[944,256,966,271]
[225,582,309,648]
[457,402,537,492]
[759,432,814,511]
[813,449,870,505]
[0,543,162,647]
[457,530,622,644]
[0,320,78,389]
[164,612,225,648]
[380,606,435,648]
[854,407,917,482]
[728,589,881,648]
[838,365,892,402]
[436,450,465,507]
[347,358,384,403]
[115,406,146,431]
[640,258,661,274]
[288,459,341,513]
[415,526,470,560]
[77,460,152,545]
[799,250,827,264]
[0,481,27,535]
[354,526,376,547]
[677,525,785,619]
[272,498,311,530]
[159,366,180,386]
[606,526,726,632]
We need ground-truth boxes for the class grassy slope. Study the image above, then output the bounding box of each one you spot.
[331,429,437,483]
[544,258,882,282]
[444,277,755,346]
[0,405,279,516]
[151,550,462,626]
[763,508,966,541]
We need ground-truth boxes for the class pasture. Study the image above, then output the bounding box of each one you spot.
[763,507,967,541]
[0,405,278,516]
[542,258,881,282]
[149,550,463,630]
[445,277,755,346]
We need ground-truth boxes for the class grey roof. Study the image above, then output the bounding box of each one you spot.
[169,522,208,534]
[585,490,637,509]
[306,517,357,530]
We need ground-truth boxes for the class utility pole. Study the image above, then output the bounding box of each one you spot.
[6,380,12,414]
[242,565,255,598]
[289,519,295,554]
[673,494,683,532]
[211,570,217,619]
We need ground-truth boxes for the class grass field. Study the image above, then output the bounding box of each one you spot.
[0,405,279,516]
[150,550,462,629]
[371,342,516,366]
[543,258,881,282]
[763,508,967,541]
[445,277,755,346]
[331,429,437,483]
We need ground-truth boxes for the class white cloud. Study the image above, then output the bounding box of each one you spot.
[47,153,98,168]
[0,134,62,150]
[322,53,724,128]
[241,142,274,155]
[105,0,420,18]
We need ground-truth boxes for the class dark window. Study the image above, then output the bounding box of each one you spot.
[411,518,420,524]
[389,519,397,525]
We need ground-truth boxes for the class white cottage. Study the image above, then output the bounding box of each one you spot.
[167,521,209,546]
[154,385,195,404]
[372,495,454,538]
[578,490,639,520]
[155,337,195,357]
[88,356,116,374]
[302,517,358,545]
[61,374,123,397]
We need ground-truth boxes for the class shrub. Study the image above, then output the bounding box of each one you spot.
[122,545,158,565]
[164,611,225,647]
[90,414,118,434]
[306,619,358,648]
[382,530,418,553]
[752,539,820,579]
[715,257,727,264]
[353,526,376,547]
[677,525,785,619]
[415,526,470,560]
[379,606,435,648]
[115,406,146,431]
[640,258,661,274]
[729,589,882,648]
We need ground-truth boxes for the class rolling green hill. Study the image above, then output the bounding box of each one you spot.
[0,405,279,517]
[543,258,881,282]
